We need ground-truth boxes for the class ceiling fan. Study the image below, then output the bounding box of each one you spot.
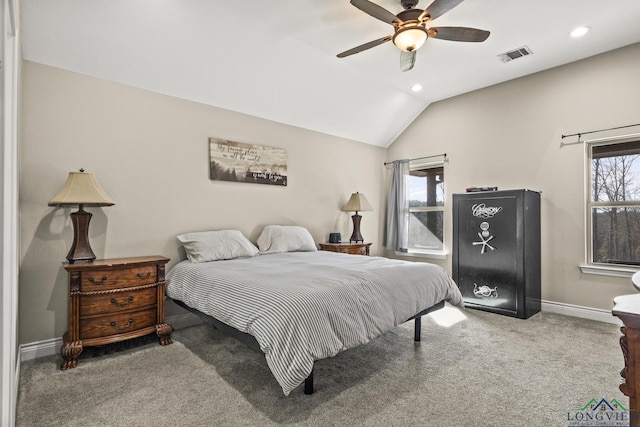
[337,0,490,72]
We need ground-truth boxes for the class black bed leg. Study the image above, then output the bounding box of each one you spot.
[304,369,314,395]
[414,316,422,342]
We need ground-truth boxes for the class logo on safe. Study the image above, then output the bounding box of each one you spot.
[471,203,503,219]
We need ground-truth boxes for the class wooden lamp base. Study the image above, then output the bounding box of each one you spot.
[349,213,364,243]
[66,204,96,263]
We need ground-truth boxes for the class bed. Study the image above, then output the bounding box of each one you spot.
[166,227,464,395]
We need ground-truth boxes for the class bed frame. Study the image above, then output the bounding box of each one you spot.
[172,298,445,395]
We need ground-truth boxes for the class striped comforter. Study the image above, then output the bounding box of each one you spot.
[166,251,464,395]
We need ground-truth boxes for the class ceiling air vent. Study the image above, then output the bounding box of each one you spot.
[497,46,533,63]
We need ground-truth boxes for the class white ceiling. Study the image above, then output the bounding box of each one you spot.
[20,0,640,147]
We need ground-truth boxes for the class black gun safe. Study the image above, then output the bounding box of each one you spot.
[452,189,541,319]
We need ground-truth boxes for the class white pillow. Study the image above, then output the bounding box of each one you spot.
[177,230,258,263]
[256,225,317,254]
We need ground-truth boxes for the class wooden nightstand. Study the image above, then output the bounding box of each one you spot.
[61,255,173,369]
[613,294,640,426]
[319,242,372,256]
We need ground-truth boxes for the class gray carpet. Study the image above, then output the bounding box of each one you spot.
[16,307,626,426]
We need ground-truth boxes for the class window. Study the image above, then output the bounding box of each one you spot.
[587,137,640,268]
[407,163,445,254]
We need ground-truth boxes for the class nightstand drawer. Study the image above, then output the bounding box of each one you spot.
[80,266,157,292]
[341,246,368,255]
[319,243,371,256]
[80,287,157,316]
[80,307,157,340]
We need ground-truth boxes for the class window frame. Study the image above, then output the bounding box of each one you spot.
[580,133,640,278]
[402,158,447,259]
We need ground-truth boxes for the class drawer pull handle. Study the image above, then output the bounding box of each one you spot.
[88,276,107,284]
[110,296,134,307]
[137,272,152,280]
[110,319,134,330]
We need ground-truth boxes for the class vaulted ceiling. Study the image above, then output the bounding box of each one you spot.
[21,0,640,147]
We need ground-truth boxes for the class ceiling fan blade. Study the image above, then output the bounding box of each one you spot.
[421,0,464,21]
[430,26,490,42]
[337,35,393,58]
[400,50,416,72]
[350,0,401,25]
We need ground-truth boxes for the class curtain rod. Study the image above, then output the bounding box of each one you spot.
[384,153,447,166]
[561,123,640,141]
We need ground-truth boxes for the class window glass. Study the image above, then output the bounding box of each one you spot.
[589,139,640,266]
[408,211,444,251]
[409,167,444,206]
[408,165,444,252]
[592,141,640,202]
[592,207,640,264]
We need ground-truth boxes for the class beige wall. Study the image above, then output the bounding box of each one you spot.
[19,43,640,344]
[19,61,386,344]
[386,42,640,311]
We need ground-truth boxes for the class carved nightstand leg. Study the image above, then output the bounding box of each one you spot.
[620,326,632,397]
[156,323,173,346]
[60,340,83,370]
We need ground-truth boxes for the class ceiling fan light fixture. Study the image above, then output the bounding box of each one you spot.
[393,25,428,52]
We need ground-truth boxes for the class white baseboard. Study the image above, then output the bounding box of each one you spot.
[20,337,62,362]
[19,312,203,362]
[541,300,621,325]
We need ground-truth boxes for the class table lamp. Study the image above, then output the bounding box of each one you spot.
[48,169,115,263]
[342,192,373,243]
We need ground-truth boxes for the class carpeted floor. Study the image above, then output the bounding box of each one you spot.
[16,306,626,426]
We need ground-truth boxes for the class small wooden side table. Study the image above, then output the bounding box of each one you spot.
[613,293,640,426]
[61,255,173,369]
[319,242,371,256]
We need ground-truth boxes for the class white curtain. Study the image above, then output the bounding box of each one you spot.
[385,160,410,251]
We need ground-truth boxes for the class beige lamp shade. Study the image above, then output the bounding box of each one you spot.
[342,192,373,213]
[48,171,115,207]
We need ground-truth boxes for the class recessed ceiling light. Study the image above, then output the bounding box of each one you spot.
[571,26,591,38]
[411,84,423,92]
